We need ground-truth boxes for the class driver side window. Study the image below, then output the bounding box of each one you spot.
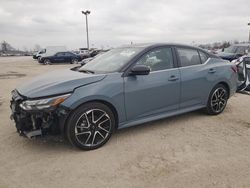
[136,47,174,71]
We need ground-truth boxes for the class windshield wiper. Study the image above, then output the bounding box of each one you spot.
[78,69,95,74]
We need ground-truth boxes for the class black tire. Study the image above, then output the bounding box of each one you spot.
[71,58,78,64]
[205,84,229,115]
[43,59,51,65]
[66,102,115,150]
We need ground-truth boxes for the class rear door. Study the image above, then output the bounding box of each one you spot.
[124,47,181,121]
[65,52,74,62]
[175,47,212,108]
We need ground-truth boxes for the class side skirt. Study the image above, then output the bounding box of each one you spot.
[118,104,206,129]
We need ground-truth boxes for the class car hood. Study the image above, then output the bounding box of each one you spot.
[17,69,106,98]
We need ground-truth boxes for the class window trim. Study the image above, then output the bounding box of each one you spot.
[174,46,205,68]
[123,46,177,76]
[198,50,209,64]
[135,47,176,72]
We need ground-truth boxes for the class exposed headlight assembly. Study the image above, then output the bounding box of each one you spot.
[19,93,71,111]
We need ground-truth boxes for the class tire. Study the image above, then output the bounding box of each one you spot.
[43,59,51,65]
[66,102,115,150]
[205,84,229,115]
[71,58,78,64]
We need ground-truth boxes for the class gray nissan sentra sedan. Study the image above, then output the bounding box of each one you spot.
[10,43,238,150]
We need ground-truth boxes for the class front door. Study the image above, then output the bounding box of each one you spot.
[124,47,180,121]
[53,52,65,63]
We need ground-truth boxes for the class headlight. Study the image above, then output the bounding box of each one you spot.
[19,93,71,111]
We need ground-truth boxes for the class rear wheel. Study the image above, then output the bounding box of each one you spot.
[66,102,115,150]
[71,58,78,64]
[205,84,229,115]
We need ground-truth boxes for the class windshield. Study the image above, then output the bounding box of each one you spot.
[224,46,238,53]
[79,47,143,73]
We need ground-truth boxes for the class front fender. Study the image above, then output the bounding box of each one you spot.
[61,73,126,125]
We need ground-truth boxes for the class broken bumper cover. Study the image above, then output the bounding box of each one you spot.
[10,90,70,138]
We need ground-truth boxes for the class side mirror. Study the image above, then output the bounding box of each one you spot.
[129,65,150,76]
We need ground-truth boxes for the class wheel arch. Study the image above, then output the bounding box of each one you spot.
[217,81,230,98]
[63,99,119,135]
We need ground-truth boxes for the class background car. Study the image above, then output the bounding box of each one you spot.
[39,51,83,64]
[32,49,46,59]
[234,55,250,91]
[79,51,107,65]
[217,43,250,61]
[10,43,237,150]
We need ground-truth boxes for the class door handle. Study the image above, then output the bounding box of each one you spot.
[168,75,179,81]
[208,68,216,73]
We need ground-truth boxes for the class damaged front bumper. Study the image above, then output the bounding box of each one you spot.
[10,90,70,138]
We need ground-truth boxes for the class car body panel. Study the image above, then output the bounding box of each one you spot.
[17,69,106,98]
[61,73,127,123]
[178,58,236,108]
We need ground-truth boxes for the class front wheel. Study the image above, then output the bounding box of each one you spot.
[66,102,115,150]
[205,84,229,115]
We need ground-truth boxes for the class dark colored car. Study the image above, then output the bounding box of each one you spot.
[39,52,82,65]
[217,44,250,61]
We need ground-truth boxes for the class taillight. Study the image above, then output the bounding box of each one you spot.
[231,65,238,73]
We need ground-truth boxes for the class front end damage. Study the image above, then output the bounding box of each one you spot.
[10,90,70,138]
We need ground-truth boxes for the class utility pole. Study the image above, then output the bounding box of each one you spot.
[81,10,91,49]
[248,23,250,42]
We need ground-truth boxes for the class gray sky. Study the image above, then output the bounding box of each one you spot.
[0,0,250,50]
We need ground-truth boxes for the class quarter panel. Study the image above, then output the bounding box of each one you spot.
[179,58,237,108]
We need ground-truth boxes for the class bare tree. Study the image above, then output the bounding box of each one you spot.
[1,41,8,52]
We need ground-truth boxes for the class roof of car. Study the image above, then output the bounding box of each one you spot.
[119,43,218,58]
[120,42,203,49]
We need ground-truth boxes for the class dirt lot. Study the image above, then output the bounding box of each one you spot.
[0,56,250,188]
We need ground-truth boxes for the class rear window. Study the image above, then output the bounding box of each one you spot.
[177,48,201,67]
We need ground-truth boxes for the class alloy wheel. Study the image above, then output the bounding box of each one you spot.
[72,59,78,64]
[44,59,51,65]
[210,87,227,113]
[74,109,112,147]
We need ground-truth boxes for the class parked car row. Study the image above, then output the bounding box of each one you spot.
[33,46,106,65]
[216,43,250,61]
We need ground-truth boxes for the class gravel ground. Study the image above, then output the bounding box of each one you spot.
[0,56,250,188]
